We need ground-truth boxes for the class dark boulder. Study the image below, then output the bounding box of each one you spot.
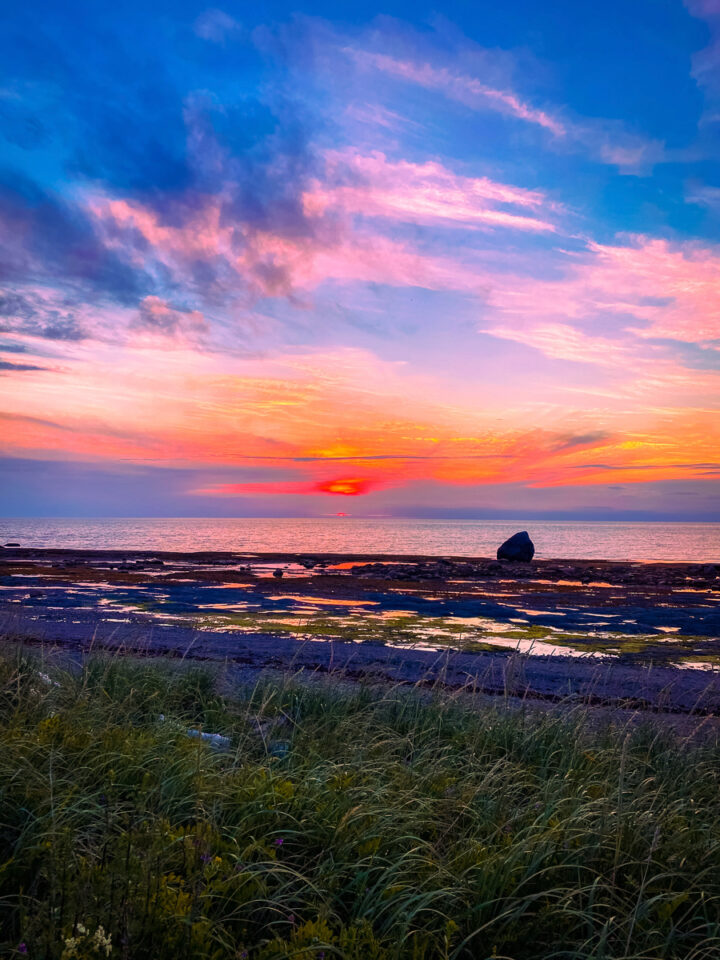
[273,568,284,579]
[497,531,535,563]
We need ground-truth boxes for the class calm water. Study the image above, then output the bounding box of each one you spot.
[1,518,719,562]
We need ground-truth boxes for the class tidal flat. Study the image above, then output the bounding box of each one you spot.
[1,547,719,716]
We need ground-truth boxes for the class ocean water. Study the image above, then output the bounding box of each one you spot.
[1,517,719,562]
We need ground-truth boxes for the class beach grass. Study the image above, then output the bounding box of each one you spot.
[0,649,719,959]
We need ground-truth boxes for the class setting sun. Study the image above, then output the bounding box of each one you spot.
[317,478,374,496]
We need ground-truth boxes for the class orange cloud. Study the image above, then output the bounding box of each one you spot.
[3,333,717,488]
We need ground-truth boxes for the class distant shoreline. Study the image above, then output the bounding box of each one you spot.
[2,544,719,569]
[3,516,719,563]
[3,516,720,521]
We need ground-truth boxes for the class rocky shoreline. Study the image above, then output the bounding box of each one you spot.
[1,547,719,717]
[3,544,719,584]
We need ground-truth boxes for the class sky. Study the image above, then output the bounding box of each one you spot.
[1,0,719,519]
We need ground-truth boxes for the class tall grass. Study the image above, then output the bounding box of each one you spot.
[0,648,718,959]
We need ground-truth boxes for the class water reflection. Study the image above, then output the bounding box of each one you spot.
[3,517,720,562]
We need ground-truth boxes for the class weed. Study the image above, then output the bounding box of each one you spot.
[0,649,718,958]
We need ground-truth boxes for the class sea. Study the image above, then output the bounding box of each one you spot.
[1,518,719,563]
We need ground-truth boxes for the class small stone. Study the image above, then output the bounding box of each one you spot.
[273,568,284,578]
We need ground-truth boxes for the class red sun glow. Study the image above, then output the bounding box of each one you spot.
[316,477,373,496]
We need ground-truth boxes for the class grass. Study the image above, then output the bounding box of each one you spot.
[0,649,719,959]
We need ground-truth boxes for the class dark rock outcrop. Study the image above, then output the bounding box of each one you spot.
[497,531,535,562]
[273,568,284,579]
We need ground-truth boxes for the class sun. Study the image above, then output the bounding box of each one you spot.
[316,477,373,496]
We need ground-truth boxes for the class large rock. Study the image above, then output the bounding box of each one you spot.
[497,531,535,562]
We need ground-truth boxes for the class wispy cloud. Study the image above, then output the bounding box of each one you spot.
[194,8,242,43]
[345,48,567,136]
[305,149,558,232]
[483,235,720,346]
[686,182,720,210]
[132,297,209,343]
[347,46,665,173]
[87,190,489,302]
[686,0,720,114]
[483,322,631,367]
[0,358,48,372]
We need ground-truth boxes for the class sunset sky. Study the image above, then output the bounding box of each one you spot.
[1,0,719,518]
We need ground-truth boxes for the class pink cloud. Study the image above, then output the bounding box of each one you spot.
[301,232,488,292]
[304,150,557,232]
[89,195,226,265]
[347,48,665,174]
[484,235,720,345]
[67,191,720,367]
[484,322,631,367]
[132,296,209,341]
[88,190,490,301]
[347,49,566,136]
[85,148,559,316]
[583,238,720,342]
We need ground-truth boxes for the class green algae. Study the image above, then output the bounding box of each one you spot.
[84,595,720,667]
